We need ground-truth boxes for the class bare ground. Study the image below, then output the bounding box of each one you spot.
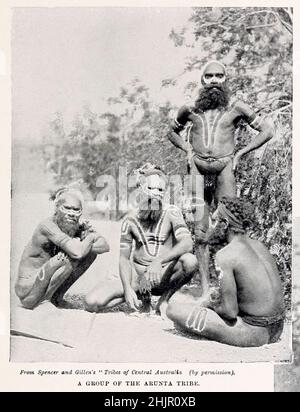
[10,192,292,364]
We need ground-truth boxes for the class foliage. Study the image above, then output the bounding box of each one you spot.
[42,7,292,309]
[167,6,292,310]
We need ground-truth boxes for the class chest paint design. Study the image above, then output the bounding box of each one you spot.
[122,210,168,258]
[190,110,226,148]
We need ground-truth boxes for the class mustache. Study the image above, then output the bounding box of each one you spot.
[55,213,79,237]
[194,84,230,112]
[139,198,163,211]
[138,200,163,229]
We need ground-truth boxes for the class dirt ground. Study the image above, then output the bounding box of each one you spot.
[10,146,295,375]
[10,191,292,364]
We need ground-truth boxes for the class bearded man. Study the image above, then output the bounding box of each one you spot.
[166,197,285,347]
[85,164,198,315]
[168,60,275,243]
[15,188,110,310]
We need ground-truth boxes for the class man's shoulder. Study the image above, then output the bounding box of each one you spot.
[230,99,254,116]
[215,243,243,266]
[36,217,57,233]
[164,204,184,218]
[121,213,139,230]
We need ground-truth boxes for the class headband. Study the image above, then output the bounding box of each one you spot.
[202,60,227,76]
[54,188,84,208]
[218,203,245,233]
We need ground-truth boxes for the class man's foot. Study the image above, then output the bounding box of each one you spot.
[155,292,172,318]
[157,301,168,320]
[139,291,152,313]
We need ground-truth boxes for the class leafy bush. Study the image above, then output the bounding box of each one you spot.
[42,7,292,311]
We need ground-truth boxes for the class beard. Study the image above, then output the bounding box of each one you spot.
[54,212,80,237]
[194,84,230,112]
[206,221,228,245]
[138,198,163,230]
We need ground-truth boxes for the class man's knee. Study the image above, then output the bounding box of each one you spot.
[84,291,106,313]
[166,297,180,322]
[179,253,198,275]
[217,168,236,199]
[166,292,190,321]
[19,293,39,310]
[47,255,73,279]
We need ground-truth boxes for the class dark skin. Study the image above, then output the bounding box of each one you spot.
[84,174,198,315]
[169,63,275,170]
[169,62,275,294]
[166,208,285,347]
[15,194,110,309]
[169,63,275,231]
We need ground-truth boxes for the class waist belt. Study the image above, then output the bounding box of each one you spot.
[193,152,234,162]
[240,310,286,327]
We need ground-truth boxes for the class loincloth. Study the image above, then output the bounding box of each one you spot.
[240,310,286,344]
[192,152,234,175]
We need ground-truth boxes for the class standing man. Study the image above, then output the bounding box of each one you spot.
[85,164,198,315]
[168,60,275,243]
[166,197,285,347]
[15,187,110,309]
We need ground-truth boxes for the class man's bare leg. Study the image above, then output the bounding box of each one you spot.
[85,278,127,313]
[155,253,198,318]
[167,293,271,347]
[19,253,73,310]
[84,254,142,313]
[189,162,210,295]
[215,160,236,200]
[50,251,97,307]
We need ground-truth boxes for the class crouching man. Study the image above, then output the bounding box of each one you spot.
[166,197,285,347]
[85,164,198,315]
[15,187,110,309]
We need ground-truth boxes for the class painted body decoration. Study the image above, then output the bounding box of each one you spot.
[185,306,208,333]
[189,110,227,150]
[120,205,190,265]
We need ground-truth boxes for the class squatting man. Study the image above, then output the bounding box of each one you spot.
[169,61,275,242]
[15,188,110,309]
[166,197,285,347]
[85,164,198,315]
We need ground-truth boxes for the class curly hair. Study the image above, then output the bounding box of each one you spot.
[219,196,255,230]
[134,163,168,187]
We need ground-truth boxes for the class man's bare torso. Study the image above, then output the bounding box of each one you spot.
[217,237,284,317]
[187,106,242,158]
[18,217,80,280]
[121,205,190,268]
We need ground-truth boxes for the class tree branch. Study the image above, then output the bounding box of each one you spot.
[246,23,277,30]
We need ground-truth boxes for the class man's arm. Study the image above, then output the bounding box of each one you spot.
[91,234,110,254]
[160,207,193,265]
[146,208,193,288]
[40,220,96,260]
[211,254,239,321]
[119,219,141,310]
[233,101,275,170]
[80,221,110,255]
[168,106,192,153]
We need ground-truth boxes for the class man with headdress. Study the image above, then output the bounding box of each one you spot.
[15,187,110,309]
[85,164,198,315]
[168,60,275,243]
[166,197,285,347]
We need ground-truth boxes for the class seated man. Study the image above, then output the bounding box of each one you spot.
[85,164,198,315]
[166,197,285,347]
[15,187,110,309]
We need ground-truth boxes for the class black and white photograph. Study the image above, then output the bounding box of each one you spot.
[8,5,295,371]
